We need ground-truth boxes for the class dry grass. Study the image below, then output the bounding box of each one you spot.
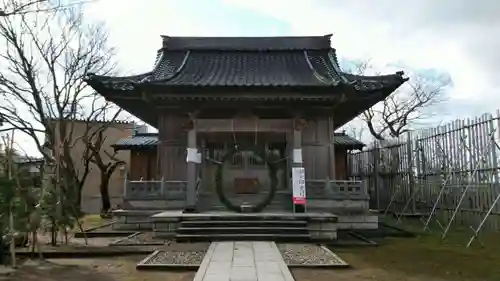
[6,215,499,281]
[3,257,195,281]
[80,215,111,230]
[294,217,500,281]
[330,217,500,281]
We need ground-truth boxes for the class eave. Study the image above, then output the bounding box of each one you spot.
[83,35,408,129]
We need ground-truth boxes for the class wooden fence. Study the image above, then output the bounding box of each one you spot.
[349,111,500,231]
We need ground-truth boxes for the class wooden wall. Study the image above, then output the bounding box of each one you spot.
[158,114,188,180]
[335,148,348,180]
[156,113,349,182]
[302,119,331,180]
[129,149,158,180]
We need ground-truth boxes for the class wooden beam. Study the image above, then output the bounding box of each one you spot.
[195,118,293,133]
[293,116,308,131]
[141,91,150,102]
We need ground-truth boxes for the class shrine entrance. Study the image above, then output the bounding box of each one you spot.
[199,132,290,212]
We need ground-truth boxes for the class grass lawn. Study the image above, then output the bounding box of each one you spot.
[79,214,112,230]
[332,216,500,281]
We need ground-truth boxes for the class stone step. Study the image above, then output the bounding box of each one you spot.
[123,200,184,210]
[177,226,309,235]
[175,233,311,242]
[198,204,289,212]
[178,214,310,221]
[180,220,307,228]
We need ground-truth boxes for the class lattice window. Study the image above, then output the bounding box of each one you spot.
[205,142,225,164]
[204,140,286,169]
[247,142,266,167]
[231,151,244,167]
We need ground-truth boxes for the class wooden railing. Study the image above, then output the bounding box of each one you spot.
[305,179,368,199]
[123,176,187,199]
[329,180,367,194]
[123,175,367,201]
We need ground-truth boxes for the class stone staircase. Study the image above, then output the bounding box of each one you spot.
[175,217,311,242]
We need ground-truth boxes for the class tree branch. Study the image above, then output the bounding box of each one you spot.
[0,4,122,210]
[349,60,446,141]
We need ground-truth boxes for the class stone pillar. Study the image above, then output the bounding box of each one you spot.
[184,119,198,213]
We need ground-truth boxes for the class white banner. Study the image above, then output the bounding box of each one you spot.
[292,167,306,205]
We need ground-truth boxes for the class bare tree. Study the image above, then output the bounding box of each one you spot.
[0,0,92,17]
[0,0,48,17]
[0,4,121,210]
[342,120,367,141]
[84,121,126,215]
[349,60,446,141]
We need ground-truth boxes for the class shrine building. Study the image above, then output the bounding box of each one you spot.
[84,35,406,241]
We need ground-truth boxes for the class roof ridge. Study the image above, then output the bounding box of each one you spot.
[160,35,333,51]
[160,35,333,41]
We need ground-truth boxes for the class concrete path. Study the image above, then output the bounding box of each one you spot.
[194,241,295,281]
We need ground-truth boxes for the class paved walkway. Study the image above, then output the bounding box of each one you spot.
[194,241,295,281]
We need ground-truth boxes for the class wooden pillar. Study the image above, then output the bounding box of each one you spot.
[406,131,416,213]
[286,132,293,193]
[328,116,336,180]
[184,118,198,212]
[123,172,128,199]
[292,117,307,213]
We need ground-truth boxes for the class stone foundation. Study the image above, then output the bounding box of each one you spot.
[152,221,180,238]
[113,208,377,239]
[336,214,378,230]
[307,198,370,215]
[112,209,161,230]
[307,220,337,240]
[123,198,185,210]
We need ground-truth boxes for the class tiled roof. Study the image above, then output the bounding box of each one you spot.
[113,133,364,150]
[333,133,365,149]
[112,133,159,150]
[84,35,406,91]
[148,50,344,87]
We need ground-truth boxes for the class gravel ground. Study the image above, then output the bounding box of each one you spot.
[111,232,168,245]
[142,241,210,266]
[144,250,207,265]
[164,241,210,252]
[277,243,347,266]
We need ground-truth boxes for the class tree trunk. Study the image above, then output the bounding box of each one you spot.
[75,185,83,215]
[100,173,111,213]
[50,219,57,246]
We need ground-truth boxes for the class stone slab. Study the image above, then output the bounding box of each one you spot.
[0,266,15,278]
[152,210,337,222]
[193,241,294,281]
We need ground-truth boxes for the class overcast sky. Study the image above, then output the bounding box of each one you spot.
[11,0,500,155]
[82,0,499,113]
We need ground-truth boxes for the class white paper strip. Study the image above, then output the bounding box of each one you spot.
[186,148,199,163]
[293,148,303,164]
